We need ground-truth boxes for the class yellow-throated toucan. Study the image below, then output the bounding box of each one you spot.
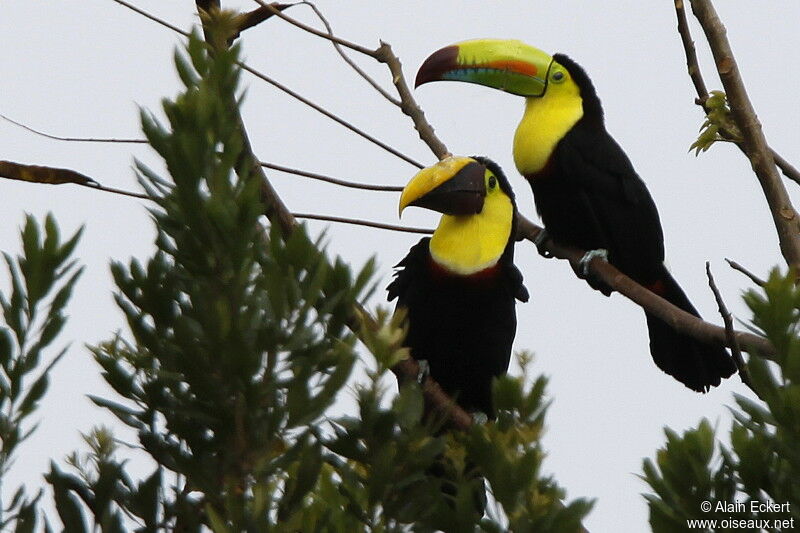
[387,156,528,416]
[415,39,736,392]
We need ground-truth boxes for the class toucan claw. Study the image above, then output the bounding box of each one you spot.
[416,359,430,384]
[471,411,489,425]
[579,248,609,277]
[533,228,553,258]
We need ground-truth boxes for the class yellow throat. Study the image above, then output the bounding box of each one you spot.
[513,83,584,175]
[429,174,513,275]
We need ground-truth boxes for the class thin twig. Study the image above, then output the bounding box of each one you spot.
[261,161,402,192]
[110,0,189,36]
[771,149,800,187]
[685,0,800,271]
[674,0,708,99]
[294,213,432,234]
[705,262,758,396]
[86,183,148,199]
[299,1,401,106]
[725,258,766,287]
[251,0,377,57]
[0,113,146,144]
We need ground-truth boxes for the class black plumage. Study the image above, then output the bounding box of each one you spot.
[387,158,528,416]
[527,55,736,391]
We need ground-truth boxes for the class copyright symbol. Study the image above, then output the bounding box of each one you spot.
[701,501,712,513]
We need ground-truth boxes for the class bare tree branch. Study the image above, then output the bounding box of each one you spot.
[725,258,766,287]
[681,0,800,271]
[261,161,402,191]
[706,262,756,394]
[0,113,146,144]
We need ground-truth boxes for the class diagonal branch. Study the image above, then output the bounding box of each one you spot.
[515,218,775,358]
[705,262,755,394]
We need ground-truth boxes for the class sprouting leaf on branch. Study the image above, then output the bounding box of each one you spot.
[690,90,739,155]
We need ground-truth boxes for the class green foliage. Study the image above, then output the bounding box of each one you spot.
[690,91,738,155]
[0,214,83,532]
[36,30,590,532]
[642,268,800,532]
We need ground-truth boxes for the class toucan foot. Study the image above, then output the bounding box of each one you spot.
[574,249,612,295]
[534,229,553,258]
[416,359,430,384]
[471,411,489,425]
[579,248,608,277]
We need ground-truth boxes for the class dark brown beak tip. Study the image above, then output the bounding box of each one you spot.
[415,45,460,88]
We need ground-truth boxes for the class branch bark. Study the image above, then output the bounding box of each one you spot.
[515,217,775,358]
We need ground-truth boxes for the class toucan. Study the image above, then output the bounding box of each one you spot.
[415,39,736,392]
[387,156,528,417]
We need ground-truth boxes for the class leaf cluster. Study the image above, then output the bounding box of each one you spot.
[642,269,800,531]
[0,214,83,532]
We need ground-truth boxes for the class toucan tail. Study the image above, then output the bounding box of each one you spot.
[644,266,737,392]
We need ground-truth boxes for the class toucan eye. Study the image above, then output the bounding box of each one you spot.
[488,176,497,189]
[552,70,565,82]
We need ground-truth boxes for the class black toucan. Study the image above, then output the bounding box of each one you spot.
[415,39,736,392]
[388,156,528,417]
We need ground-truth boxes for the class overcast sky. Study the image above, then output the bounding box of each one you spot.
[3,1,800,530]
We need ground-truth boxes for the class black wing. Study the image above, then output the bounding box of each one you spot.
[554,120,665,283]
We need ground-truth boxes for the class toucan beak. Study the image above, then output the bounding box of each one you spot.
[415,39,553,97]
[399,157,486,217]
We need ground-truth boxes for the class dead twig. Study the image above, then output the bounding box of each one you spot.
[706,262,757,395]
[0,160,147,199]
[725,258,766,287]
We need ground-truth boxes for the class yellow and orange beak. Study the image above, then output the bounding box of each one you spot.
[415,39,554,97]
[399,157,486,218]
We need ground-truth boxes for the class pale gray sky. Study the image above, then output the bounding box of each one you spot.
[3,1,799,530]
